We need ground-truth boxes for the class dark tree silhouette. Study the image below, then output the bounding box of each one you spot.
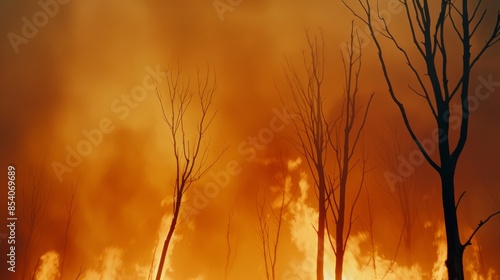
[281,29,372,280]
[343,1,500,279]
[154,65,223,280]
[326,24,373,280]
[224,206,237,280]
[380,120,421,266]
[20,163,52,280]
[60,180,78,280]
[281,32,329,280]
[256,157,295,280]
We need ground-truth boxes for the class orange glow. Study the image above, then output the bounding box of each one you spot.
[2,1,500,280]
[34,251,60,280]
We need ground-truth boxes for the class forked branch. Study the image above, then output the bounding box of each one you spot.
[462,211,500,250]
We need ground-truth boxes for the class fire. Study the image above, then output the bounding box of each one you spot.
[284,159,425,280]
[281,157,496,280]
[431,226,447,280]
[464,237,498,280]
[35,251,61,280]
[80,247,124,280]
[29,156,499,280]
[3,0,500,279]
[150,212,183,280]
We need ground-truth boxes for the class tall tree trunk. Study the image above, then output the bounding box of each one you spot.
[317,171,326,280]
[441,167,464,280]
[438,97,465,280]
[156,202,180,280]
[334,242,345,280]
[335,177,346,280]
[341,0,500,278]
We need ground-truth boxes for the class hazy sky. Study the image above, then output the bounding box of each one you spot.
[1,1,499,279]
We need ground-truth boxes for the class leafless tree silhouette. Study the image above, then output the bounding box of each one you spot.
[361,187,378,278]
[224,206,237,280]
[281,28,372,280]
[60,180,79,280]
[343,0,500,278]
[74,267,86,280]
[325,24,373,280]
[280,31,329,280]
[20,163,52,280]
[154,65,224,280]
[380,120,421,266]
[256,157,295,280]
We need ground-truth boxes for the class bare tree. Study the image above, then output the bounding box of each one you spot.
[60,180,79,280]
[380,120,421,266]
[326,24,373,280]
[281,28,372,280]
[224,206,237,280]
[280,31,329,280]
[20,163,52,280]
[343,1,500,279]
[32,258,41,280]
[362,180,406,280]
[154,65,223,280]
[362,187,377,278]
[75,267,86,280]
[256,157,294,280]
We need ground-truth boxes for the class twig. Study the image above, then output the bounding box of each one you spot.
[455,191,466,211]
[462,211,500,250]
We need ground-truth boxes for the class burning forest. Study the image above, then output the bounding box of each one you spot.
[1,0,500,279]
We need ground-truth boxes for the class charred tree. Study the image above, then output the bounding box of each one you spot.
[256,157,295,280]
[343,1,500,278]
[154,65,223,280]
[326,24,373,280]
[281,32,329,280]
